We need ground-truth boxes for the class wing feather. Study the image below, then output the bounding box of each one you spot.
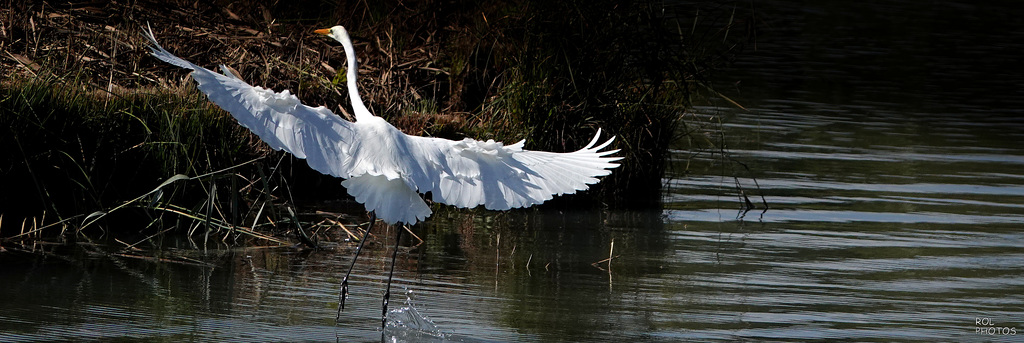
[406,131,621,210]
[144,26,357,179]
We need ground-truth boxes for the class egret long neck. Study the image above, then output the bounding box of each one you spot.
[340,33,373,121]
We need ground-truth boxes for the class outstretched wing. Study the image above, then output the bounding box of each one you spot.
[405,130,621,211]
[142,26,357,179]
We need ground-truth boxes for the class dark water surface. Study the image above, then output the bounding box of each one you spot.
[3,0,1023,342]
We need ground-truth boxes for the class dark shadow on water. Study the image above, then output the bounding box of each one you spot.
[415,207,669,341]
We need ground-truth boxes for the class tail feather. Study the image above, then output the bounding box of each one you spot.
[341,174,431,225]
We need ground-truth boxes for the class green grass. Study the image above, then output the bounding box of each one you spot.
[0,73,297,242]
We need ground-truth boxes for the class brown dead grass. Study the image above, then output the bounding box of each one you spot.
[0,0,470,135]
[2,0,757,205]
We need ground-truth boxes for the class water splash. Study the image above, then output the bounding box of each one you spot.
[384,291,449,343]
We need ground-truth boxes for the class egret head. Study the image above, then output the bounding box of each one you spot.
[314,25,351,46]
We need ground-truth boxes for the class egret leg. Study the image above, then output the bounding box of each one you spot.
[381,224,404,334]
[337,211,375,321]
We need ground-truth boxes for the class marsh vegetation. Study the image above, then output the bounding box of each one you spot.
[1,0,754,248]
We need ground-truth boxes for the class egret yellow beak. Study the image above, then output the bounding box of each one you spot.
[314,28,331,35]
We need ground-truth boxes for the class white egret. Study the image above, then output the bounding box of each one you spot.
[143,24,620,330]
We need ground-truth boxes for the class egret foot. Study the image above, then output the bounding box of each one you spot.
[336,211,375,321]
[381,225,404,338]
